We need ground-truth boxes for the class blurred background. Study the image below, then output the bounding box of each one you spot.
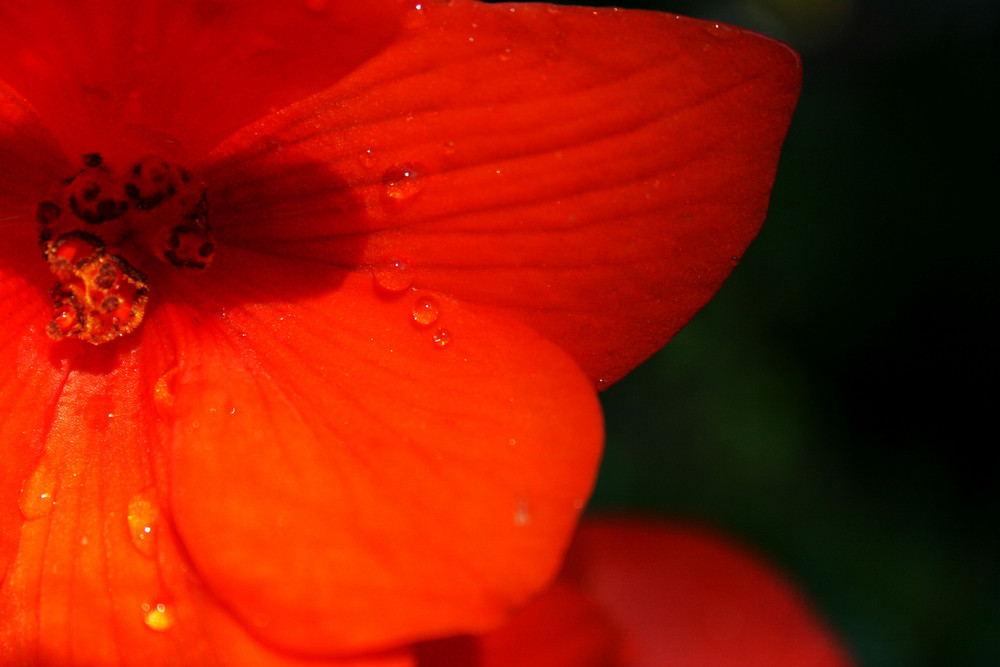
[536,0,998,665]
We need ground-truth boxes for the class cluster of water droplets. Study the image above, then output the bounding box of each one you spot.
[18,458,174,631]
[372,258,452,349]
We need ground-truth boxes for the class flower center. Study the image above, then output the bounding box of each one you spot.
[35,153,215,344]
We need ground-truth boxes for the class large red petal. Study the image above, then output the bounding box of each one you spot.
[0,340,412,667]
[154,253,603,654]
[0,79,70,589]
[206,0,801,386]
[0,0,404,160]
[562,518,854,667]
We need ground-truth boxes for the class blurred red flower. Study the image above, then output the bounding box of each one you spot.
[417,517,854,667]
[0,1,799,664]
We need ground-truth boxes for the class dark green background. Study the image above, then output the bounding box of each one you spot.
[505,0,999,665]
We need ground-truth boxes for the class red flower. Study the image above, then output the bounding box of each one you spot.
[417,517,854,666]
[0,1,800,665]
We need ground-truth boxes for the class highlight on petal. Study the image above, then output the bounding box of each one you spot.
[0,0,405,161]
[207,0,801,387]
[156,261,603,654]
[416,517,853,667]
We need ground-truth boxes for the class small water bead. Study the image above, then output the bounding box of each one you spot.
[358,148,376,169]
[431,328,451,348]
[514,498,531,527]
[382,163,425,201]
[373,259,413,292]
[127,491,158,557]
[412,295,440,327]
[153,367,177,412]
[84,393,115,431]
[19,457,58,520]
[263,137,284,153]
[142,601,175,632]
[704,22,737,40]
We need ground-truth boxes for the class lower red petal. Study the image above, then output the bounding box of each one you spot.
[563,518,854,667]
[0,337,412,666]
[154,255,603,654]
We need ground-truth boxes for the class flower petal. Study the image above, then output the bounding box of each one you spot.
[413,582,619,667]
[561,518,854,667]
[155,254,603,654]
[0,0,404,160]
[416,517,853,666]
[0,80,67,218]
[0,342,412,666]
[0,81,69,588]
[207,0,801,386]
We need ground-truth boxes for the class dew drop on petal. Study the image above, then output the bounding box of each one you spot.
[19,457,58,520]
[127,491,158,557]
[514,498,531,527]
[382,163,424,201]
[431,328,451,348]
[263,136,283,153]
[412,295,440,327]
[373,259,413,292]
[154,367,178,413]
[704,21,736,40]
[358,148,375,169]
[142,601,175,632]
[84,393,115,431]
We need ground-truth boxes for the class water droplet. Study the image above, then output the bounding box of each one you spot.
[154,367,178,412]
[127,491,158,557]
[730,255,741,266]
[263,136,283,153]
[572,497,585,510]
[358,148,375,169]
[142,601,175,632]
[382,163,424,201]
[412,295,440,327]
[443,140,456,156]
[514,499,531,526]
[704,22,736,40]
[84,394,115,431]
[431,328,451,348]
[499,47,512,61]
[19,457,58,520]
[373,259,413,292]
